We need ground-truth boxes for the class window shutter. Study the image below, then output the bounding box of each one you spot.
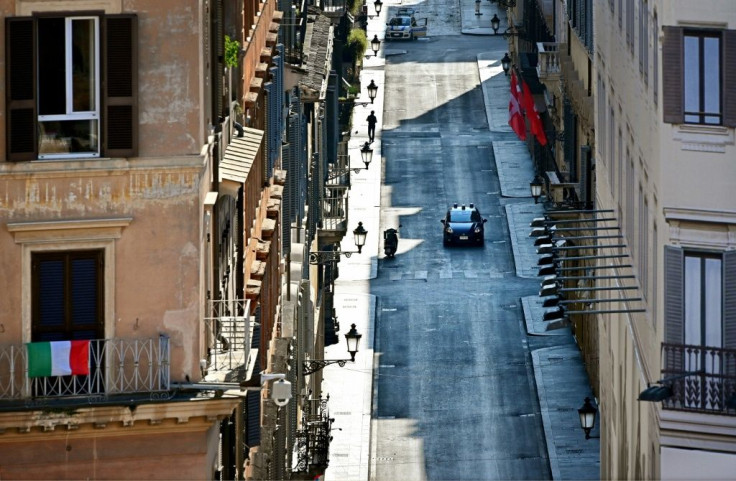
[71,257,102,338]
[723,30,736,127]
[723,251,736,352]
[664,246,684,372]
[6,17,37,161]
[36,259,65,332]
[104,15,138,157]
[662,26,684,124]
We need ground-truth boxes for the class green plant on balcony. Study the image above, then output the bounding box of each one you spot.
[225,35,240,68]
[347,0,362,16]
[344,28,367,67]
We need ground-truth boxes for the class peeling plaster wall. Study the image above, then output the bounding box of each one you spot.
[0,159,207,379]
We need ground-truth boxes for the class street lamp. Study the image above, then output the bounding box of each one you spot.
[501,52,512,75]
[374,0,383,15]
[353,221,368,253]
[367,79,379,104]
[475,0,482,15]
[303,323,363,374]
[360,142,373,169]
[344,323,362,361]
[578,397,597,440]
[371,35,381,57]
[530,175,543,204]
[309,222,368,264]
[491,13,500,33]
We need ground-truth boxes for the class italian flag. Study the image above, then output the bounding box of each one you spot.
[27,340,90,378]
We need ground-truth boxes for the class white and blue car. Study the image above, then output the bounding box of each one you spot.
[385,14,428,40]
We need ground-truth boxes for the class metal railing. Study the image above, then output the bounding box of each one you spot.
[661,343,736,414]
[204,299,252,373]
[321,192,349,232]
[294,396,334,472]
[0,336,170,400]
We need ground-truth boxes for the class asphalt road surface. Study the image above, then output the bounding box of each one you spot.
[369,33,554,481]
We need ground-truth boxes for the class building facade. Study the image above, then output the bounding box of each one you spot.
[595,0,736,479]
[0,0,286,479]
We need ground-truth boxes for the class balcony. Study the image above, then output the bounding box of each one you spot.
[0,336,170,401]
[203,299,254,380]
[536,42,561,82]
[661,343,736,415]
[294,396,334,473]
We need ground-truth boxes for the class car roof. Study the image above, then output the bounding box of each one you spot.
[448,203,479,212]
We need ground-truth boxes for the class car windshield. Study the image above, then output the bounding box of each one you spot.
[389,17,410,26]
[449,210,481,222]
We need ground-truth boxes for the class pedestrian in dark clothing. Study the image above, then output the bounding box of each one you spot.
[367,111,377,142]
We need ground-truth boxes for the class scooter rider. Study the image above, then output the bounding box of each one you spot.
[383,225,401,258]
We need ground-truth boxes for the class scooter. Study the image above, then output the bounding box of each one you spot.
[383,225,401,258]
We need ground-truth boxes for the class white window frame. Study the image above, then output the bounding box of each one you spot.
[37,16,101,160]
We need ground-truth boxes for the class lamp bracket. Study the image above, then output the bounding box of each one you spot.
[303,359,352,375]
[308,250,359,265]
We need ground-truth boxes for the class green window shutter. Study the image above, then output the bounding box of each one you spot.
[5,17,37,161]
[662,26,684,124]
[103,15,138,157]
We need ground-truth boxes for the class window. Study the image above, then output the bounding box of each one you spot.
[31,250,105,395]
[37,17,100,159]
[617,126,623,206]
[638,188,648,295]
[652,222,657,326]
[626,0,634,48]
[609,106,615,194]
[662,27,736,126]
[6,14,138,161]
[684,31,721,124]
[664,247,736,409]
[684,253,722,350]
[32,250,104,342]
[652,12,658,104]
[639,0,649,84]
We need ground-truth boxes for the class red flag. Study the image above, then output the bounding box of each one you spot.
[521,80,548,146]
[508,71,526,141]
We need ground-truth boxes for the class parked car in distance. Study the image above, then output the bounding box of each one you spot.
[385,14,428,40]
[441,203,487,246]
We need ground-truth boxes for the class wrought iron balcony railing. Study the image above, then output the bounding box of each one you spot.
[320,190,349,232]
[661,342,736,415]
[294,396,334,472]
[0,336,170,401]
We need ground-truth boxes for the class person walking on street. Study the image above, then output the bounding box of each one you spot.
[367,111,377,143]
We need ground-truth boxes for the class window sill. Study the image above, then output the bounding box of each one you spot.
[673,124,734,153]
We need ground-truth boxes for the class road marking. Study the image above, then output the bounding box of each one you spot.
[379,364,396,368]
[382,308,397,312]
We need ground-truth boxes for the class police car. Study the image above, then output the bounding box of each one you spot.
[385,12,428,40]
[441,203,487,246]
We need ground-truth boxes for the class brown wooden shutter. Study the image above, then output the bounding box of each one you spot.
[662,26,684,124]
[723,30,736,127]
[663,246,684,372]
[103,15,138,158]
[5,17,37,161]
[723,250,736,377]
